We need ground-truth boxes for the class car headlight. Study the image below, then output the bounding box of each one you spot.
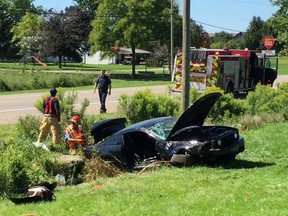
[234,133,238,139]
[166,142,173,149]
[217,140,222,146]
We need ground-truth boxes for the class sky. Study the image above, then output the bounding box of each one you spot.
[33,0,278,33]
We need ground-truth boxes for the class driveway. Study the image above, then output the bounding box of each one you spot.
[0,85,169,125]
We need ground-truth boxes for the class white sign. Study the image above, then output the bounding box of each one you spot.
[262,50,276,56]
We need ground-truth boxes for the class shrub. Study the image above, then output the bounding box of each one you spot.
[0,70,94,92]
[0,79,11,91]
[117,88,180,124]
[208,92,247,124]
[0,144,33,192]
[189,87,201,104]
[245,84,277,115]
[16,115,41,140]
[244,83,288,121]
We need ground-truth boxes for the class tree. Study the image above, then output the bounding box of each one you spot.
[144,1,183,71]
[0,1,13,57]
[74,0,99,43]
[211,31,233,43]
[41,6,90,68]
[210,31,233,49]
[172,7,183,49]
[241,16,264,50]
[268,0,288,55]
[11,12,42,58]
[0,0,39,58]
[89,0,171,77]
[74,0,99,21]
[190,19,206,48]
[209,31,243,49]
[7,0,39,22]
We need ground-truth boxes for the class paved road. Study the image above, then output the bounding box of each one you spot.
[273,75,288,88]
[0,85,169,124]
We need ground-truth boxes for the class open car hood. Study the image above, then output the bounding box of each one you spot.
[166,92,222,140]
[90,118,126,143]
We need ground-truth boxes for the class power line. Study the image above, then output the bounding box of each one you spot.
[194,20,245,33]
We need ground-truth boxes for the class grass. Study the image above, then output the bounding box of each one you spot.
[0,78,171,95]
[277,56,288,75]
[1,55,287,76]
[1,122,288,215]
[0,66,171,95]
[0,62,169,74]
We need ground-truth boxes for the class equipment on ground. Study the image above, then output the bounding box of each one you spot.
[4,182,56,204]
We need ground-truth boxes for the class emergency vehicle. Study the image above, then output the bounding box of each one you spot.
[172,48,278,97]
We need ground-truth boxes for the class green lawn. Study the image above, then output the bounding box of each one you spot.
[277,56,288,75]
[0,122,287,215]
[0,62,170,74]
[0,64,171,94]
[1,55,287,75]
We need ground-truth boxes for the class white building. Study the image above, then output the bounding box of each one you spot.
[83,47,151,65]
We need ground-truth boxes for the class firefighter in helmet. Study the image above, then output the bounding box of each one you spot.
[64,115,87,155]
[36,87,61,146]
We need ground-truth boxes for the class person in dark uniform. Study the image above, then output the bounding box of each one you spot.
[93,70,112,113]
[36,87,61,145]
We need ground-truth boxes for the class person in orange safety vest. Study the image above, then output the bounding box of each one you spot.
[64,115,87,155]
[36,87,61,146]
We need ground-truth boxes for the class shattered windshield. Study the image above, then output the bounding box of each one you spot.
[148,118,176,140]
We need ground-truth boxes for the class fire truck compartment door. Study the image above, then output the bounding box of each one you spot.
[220,59,240,89]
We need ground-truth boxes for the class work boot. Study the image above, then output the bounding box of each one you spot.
[69,149,76,155]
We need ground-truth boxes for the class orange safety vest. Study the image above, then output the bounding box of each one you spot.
[65,125,86,148]
[44,96,55,114]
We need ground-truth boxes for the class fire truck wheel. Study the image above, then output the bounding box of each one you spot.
[225,81,234,93]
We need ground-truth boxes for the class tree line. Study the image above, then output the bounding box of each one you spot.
[0,0,287,72]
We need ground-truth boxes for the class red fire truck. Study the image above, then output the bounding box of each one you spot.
[172,48,278,97]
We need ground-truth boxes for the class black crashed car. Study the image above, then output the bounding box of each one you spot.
[85,92,245,170]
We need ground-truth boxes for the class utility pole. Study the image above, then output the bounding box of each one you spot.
[170,0,174,75]
[181,0,191,112]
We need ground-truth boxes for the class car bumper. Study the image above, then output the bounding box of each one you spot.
[209,137,245,157]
